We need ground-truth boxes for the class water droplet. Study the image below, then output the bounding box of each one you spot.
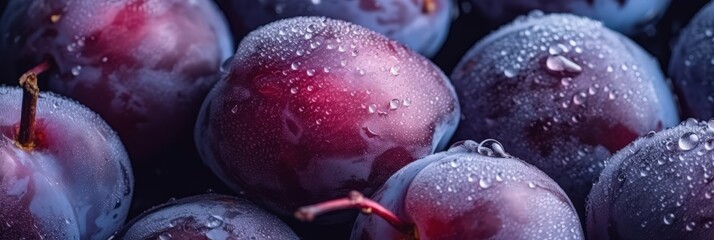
[663,213,675,225]
[572,93,585,105]
[206,215,224,228]
[678,132,700,151]
[306,69,315,76]
[307,85,314,91]
[495,172,504,182]
[449,159,460,168]
[363,127,378,138]
[402,98,412,107]
[479,178,492,189]
[503,68,517,78]
[527,182,536,188]
[389,99,400,110]
[705,139,714,150]
[686,222,696,231]
[290,87,299,94]
[390,66,400,76]
[368,104,377,114]
[159,233,172,240]
[231,105,239,114]
[545,55,582,74]
[291,62,299,70]
[71,66,82,76]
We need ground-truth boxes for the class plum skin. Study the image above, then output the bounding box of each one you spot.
[352,140,584,239]
[450,13,679,218]
[468,0,671,34]
[113,194,299,239]
[587,119,714,239]
[214,0,452,57]
[669,1,714,120]
[0,0,234,161]
[195,16,460,217]
[0,87,134,240]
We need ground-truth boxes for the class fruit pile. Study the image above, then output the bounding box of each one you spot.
[0,0,712,239]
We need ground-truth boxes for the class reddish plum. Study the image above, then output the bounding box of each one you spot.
[588,119,714,239]
[113,194,298,239]
[195,16,460,217]
[467,0,671,34]
[0,0,233,161]
[451,13,679,217]
[214,0,452,56]
[298,140,584,239]
[0,68,133,239]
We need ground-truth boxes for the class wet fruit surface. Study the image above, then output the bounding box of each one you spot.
[195,16,460,217]
[352,140,584,239]
[451,12,679,218]
[588,119,714,240]
[0,86,133,240]
[670,2,714,120]
[115,194,299,239]
[0,0,234,161]
[215,0,453,56]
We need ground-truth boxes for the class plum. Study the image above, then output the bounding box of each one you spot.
[670,1,714,120]
[0,68,133,239]
[450,12,679,217]
[297,140,584,239]
[0,0,233,161]
[467,0,671,34]
[113,194,298,239]
[195,16,460,218]
[588,119,714,239]
[214,0,452,57]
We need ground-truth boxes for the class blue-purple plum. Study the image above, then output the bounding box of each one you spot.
[588,119,714,239]
[0,0,233,161]
[114,194,298,239]
[670,2,714,120]
[451,13,679,217]
[215,0,452,57]
[0,84,133,239]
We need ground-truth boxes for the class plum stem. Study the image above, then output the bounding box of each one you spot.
[17,61,51,149]
[294,191,413,234]
[422,0,436,14]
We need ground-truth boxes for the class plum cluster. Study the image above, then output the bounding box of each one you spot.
[1,0,713,239]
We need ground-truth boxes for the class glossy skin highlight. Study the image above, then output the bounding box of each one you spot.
[352,140,584,239]
[195,17,460,217]
[451,13,679,217]
[0,0,233,161]
[114,194,299,239]
[215,0,452,56]
[0,86,133,240]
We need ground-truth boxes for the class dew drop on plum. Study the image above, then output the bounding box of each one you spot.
[588,119,714,240]
[451,12,679,218]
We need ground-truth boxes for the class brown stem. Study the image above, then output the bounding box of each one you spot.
[422,0,437,14]
[17,61,51,149]
[295,191,413,234]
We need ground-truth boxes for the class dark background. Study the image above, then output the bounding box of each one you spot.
[0,0,710,239]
